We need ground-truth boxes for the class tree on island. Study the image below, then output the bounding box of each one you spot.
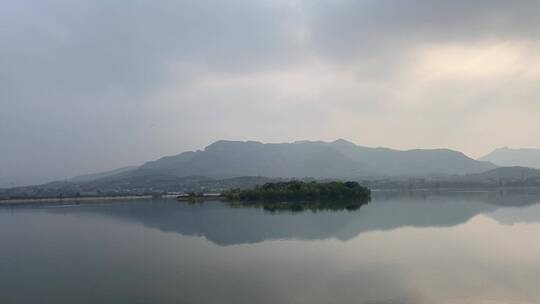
[224,181,371,212]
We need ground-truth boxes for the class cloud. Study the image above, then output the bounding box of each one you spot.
[306,0,540,58]
[1,0,540,184]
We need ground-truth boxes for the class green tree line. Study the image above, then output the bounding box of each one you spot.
[224,180,371,202]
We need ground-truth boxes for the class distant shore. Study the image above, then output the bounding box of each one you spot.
[3,186,540,206]
[0,194,179,205]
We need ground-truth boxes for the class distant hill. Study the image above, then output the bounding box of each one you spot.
[0,175,278,199]
[468,166,540,181]
[70,166,138,182]
[132,139,495,179]
[364,166,540,190]
[0,140,500,198]
[0,175,53,189]
[480,147,540,169]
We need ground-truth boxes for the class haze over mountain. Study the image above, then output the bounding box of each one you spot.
[3,139,515,194]
[130,139,495,180]
[10,141,540,199]
[69,166,138,183]
[467,166,540,181]
[480,148,540,169]
[0,176,45,189]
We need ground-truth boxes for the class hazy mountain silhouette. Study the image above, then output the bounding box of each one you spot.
[466,166,540,180]
[0,140,501,194]
[131,139,495,179]
[480,147,540,169]
[70,166,138,182]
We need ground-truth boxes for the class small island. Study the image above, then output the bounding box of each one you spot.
[224,180,371,212]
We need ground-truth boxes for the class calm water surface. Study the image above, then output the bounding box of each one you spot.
[2,190,540,304]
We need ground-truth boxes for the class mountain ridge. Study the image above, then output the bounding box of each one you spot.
[480,147,540,169]
[1,139,501,195]
[130,139,495,179]
[467,166,540,180]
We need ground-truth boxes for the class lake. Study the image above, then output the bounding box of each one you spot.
[2,189,540,304]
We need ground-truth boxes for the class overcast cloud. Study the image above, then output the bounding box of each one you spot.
[2,0,540,186]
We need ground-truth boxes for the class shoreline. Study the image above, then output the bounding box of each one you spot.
[0,194,179,206]
[2,186,540,206]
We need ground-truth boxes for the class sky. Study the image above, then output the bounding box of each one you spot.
[2,0,540,186]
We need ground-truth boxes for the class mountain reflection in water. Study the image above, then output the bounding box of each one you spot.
[34,189,540,246]
[3,189,540,304]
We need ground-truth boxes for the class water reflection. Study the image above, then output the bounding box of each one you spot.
[17,189,540,246]
[2,190,540,304]
[228,197,368,212]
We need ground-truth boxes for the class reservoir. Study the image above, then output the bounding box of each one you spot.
[2,190,540,304]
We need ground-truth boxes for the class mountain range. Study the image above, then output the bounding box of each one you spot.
[132,139,495,179]
[480,147,540,169]
[4,140,540,198]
